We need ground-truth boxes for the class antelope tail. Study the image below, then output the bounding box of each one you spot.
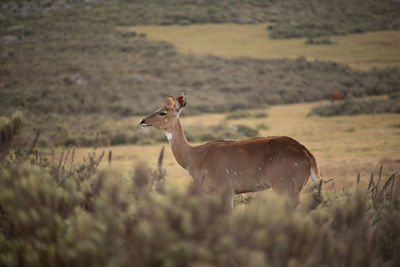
[308,150,334,183]
[309,153,321,182]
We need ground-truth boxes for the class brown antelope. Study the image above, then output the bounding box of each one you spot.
[330,92,345,102]
[140,93,321,203]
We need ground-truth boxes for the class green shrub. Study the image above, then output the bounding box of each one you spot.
[305,37,334,45]
[226,111,268,120]
[185,124,242,142]
[254,112,268,118]
[310,96,400,117]
[256,123,269,130]
[269,0,400,39]
[110,133,128,145]
[226,110,252,120]
[236,124,259,138]
[0,112,23,159]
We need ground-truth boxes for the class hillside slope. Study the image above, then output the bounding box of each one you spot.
[1,0,399,146]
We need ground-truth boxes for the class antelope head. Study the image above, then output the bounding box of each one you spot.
[140,93,186,132]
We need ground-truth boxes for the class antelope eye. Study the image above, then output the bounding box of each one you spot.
[160,112,167,116]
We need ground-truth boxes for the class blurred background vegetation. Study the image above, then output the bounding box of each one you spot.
[1,0,400,146]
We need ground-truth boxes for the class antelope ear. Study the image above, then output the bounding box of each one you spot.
[175,92,186,113]
[165,96,175,109]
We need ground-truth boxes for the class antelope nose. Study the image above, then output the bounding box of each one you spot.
[140,119,145,125]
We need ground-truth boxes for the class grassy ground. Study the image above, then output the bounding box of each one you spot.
[71,100,400,190]
[125,24,400,70]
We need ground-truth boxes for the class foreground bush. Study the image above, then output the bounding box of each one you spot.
[1,160,399,267]
[1,117,399,267]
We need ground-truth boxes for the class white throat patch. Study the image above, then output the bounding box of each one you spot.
[165,131,173,142]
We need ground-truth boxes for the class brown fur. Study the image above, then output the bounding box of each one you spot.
[330,92,345,102]
[140,93,321,203]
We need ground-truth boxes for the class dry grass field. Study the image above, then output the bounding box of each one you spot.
[124,24,400,70]
[105,24,400,191]
[44,24,400,192]
[72,100,400,190]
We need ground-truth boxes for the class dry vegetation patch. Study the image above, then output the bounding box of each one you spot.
[310,94,400,116]
[64,101,400,190]
[1,114,400,266]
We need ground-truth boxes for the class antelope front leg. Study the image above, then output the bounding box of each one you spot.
[187,172,207,196]
[188,171,235,211]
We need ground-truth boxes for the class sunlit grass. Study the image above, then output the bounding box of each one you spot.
[72,144,192,189]
[123,24,400,70]
[72,100,400,190]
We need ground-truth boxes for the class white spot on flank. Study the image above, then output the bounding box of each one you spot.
[294,162,298,166]
[234,171,238,176]
[165,131,173,142]
[226,169,230,175]
[283,158,286,162]
[258,167,262,171]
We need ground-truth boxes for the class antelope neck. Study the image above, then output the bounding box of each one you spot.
[165,118,194,169]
